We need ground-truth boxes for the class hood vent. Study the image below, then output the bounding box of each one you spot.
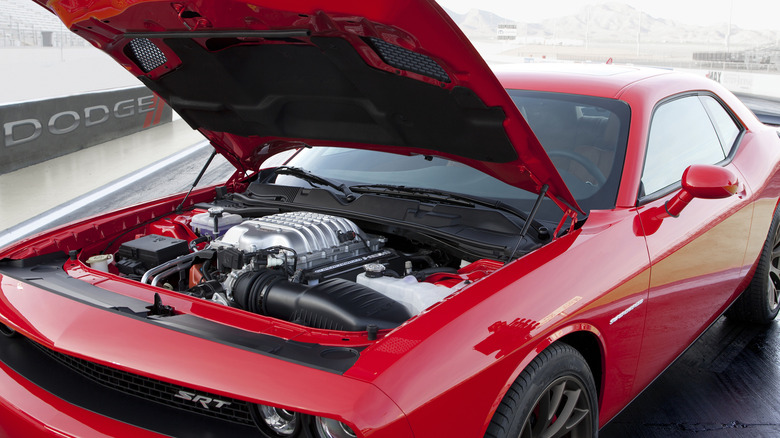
[366,37,450,83]
[126,38,167,73]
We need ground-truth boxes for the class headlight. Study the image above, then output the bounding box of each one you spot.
[251,404,358,438]
[255,404,301,437]
[315,416,357,438]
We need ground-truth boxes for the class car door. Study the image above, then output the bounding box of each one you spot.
[632,93,753,390]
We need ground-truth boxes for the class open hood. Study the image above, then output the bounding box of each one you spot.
[35,0,579,211]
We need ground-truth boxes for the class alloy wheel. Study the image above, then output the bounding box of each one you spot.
[769,223,780,311]
[519,376,592,438]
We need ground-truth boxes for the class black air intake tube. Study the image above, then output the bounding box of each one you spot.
[232,269,412,331]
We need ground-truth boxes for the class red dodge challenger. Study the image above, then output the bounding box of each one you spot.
[2,1,779,437]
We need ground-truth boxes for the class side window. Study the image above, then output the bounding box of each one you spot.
[641,96,726,195]
[700,95,742,156]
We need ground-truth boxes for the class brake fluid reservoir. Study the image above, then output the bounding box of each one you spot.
[356,265,452,315]
[191,207,243,239]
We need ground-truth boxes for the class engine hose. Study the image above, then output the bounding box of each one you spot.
[381,269,402,278]
[231,269,412,331]
[140,249,214,285]
[189,236,209,251]
[202,259,214,281]
[232,269,286,314]
[413,266,458,281]
[407,254,437,269]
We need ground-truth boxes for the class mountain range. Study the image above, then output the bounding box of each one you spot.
[445,2,778,49]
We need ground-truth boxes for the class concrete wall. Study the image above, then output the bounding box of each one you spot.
[1,86,172,174]
[710,70,780,100]
[679,68,780,100]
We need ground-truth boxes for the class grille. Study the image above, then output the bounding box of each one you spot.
[366,37,450,83]
[126,38,168,72]
[30,339,255,426]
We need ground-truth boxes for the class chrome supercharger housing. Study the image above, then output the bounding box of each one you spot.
[213,211,387,271]
[196,211,412,331]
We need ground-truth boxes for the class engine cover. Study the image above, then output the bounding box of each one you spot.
[215,212,385,270]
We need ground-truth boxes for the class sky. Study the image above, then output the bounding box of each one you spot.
[437,0,780,31]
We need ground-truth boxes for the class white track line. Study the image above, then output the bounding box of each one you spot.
[0,141,210,249]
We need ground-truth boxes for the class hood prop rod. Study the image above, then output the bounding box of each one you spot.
[508,184,548,262]
[176,148,218,213]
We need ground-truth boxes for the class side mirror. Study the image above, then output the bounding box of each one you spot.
[666,164,739,217]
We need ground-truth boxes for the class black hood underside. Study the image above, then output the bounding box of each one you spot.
[137,36,517,163]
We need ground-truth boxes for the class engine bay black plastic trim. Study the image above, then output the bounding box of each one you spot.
[236,184,543,260]
[0,254,362,375]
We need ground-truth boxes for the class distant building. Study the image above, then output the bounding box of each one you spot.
[693,47,779,72]
[2,0,87,48]
[497,24,518,41]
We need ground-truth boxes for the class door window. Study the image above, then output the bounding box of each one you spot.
[700,95,741,156]
[641,95,731,196]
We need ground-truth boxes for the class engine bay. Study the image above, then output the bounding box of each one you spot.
[100,206,504,332]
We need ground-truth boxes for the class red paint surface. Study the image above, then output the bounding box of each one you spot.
[6,0,780,436]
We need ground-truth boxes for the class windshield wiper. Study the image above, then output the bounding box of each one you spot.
[350,184,547,235]
[268,166,355,201]
[350,184,475,207]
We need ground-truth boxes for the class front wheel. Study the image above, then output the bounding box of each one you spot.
[485,343,598,438]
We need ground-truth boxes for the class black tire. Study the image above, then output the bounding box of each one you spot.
[485,343,598,438]
[727,204,780,324]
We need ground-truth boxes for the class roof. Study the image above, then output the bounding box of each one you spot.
[493,63,675,99]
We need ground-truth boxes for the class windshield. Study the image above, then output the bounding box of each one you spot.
[508,90,631,211]
[267,90,630,222]
[278,148,538,201]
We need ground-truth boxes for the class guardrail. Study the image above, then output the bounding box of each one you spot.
[1,86,172,174]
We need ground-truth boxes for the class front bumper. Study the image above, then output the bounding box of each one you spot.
[0,255,413,438]
[0,331,279,437]
[0,347,167,438]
